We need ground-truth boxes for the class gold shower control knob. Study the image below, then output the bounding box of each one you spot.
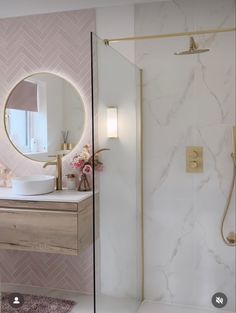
[186,146,203,173]
[190,150,198,158]
[190,161,198,169]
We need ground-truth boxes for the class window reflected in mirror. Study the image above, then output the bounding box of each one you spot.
[4,73,85,162]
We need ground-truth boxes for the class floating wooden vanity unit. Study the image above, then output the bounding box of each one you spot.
[0,189,95,255]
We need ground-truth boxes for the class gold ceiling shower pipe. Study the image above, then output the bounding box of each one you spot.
[104,27,236,45]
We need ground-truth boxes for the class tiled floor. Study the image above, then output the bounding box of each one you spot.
[1,284,139,313]
[138,301,234,313]
[2,286,235,313]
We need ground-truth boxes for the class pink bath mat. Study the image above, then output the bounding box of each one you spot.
[1,293,76,313]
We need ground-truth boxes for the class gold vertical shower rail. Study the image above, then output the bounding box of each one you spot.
[104,27,236,44]
[139,69,144,301]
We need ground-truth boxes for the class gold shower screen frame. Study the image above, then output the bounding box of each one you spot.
[104,27,236,45]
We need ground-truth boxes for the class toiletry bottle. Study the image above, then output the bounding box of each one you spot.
[65,174,76,190]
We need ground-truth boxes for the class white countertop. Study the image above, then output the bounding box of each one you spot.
[0,188,93,203]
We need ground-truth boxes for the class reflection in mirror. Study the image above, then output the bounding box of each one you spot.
[4,73,85,162]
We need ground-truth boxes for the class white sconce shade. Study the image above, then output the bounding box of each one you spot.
[107,107,118,138]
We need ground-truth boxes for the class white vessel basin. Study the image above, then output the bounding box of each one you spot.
[12,175,55,195]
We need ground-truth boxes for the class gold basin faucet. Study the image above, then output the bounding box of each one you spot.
[43,154,63,190]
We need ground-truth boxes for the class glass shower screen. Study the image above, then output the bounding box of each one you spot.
[91,33,142,313]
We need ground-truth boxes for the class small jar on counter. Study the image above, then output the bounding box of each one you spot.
[0,168,12,187]
[65,174,76,190]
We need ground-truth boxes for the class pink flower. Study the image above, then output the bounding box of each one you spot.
[71,159,85,169]
[82,164,92,175]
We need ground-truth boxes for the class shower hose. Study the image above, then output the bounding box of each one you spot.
[220,153,236,246]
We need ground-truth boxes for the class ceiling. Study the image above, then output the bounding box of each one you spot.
[0,0,168,18]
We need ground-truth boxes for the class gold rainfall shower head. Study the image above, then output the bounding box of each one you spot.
[174,36,210,55]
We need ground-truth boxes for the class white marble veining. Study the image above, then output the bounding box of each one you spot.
[0,187,92,203]
[135,0,235,311]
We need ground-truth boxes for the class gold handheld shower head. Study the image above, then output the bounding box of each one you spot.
[174,36,210,55]
[226,232,236,244]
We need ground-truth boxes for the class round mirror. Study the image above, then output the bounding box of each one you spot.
[4,73,85,162]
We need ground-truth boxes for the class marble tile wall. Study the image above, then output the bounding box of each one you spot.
[0,9,95,293]
[135,0,235,311]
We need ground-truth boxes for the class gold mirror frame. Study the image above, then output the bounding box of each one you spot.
[3,72,85,163]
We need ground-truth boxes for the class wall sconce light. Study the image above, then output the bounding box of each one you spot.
[107,107,118,138]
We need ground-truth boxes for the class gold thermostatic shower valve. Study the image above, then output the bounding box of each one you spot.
[186,146,203,173]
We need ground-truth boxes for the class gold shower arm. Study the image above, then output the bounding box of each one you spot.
[104,27,236,45]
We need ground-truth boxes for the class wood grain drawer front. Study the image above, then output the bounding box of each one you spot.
[0,200,78,211]
[0,208,78,255]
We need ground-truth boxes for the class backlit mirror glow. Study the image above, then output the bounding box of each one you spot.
[4,73,85,162]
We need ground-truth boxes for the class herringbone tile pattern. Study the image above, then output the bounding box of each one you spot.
[0,249,93,293]
[0,9,95,293]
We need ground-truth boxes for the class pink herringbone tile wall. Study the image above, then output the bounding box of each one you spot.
[0,9,96,293]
